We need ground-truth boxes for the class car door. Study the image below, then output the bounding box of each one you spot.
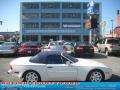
[100,39,106,52]
[46,55,77,81]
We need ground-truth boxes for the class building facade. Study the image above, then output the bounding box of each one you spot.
[20,1,101,42]
[117,10,120,26]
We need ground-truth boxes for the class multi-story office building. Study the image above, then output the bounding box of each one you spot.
[20,1,101,42]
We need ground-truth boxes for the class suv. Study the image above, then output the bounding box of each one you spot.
[96,38,120,56]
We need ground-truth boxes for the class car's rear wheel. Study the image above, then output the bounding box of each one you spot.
[105,49,109,56]
[23,71,41,82]
[86,70,104,82]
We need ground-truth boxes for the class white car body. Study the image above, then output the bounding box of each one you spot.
[8,52,112,82]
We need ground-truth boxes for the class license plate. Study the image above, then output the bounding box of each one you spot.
[28,51,31,53]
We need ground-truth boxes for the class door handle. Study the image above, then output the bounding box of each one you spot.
[47,67,53,68]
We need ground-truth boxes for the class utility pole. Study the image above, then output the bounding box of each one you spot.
[0,21,2,25]
[111,19,113,37]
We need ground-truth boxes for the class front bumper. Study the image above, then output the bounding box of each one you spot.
[7,69,22,79]
[104,69,112,80]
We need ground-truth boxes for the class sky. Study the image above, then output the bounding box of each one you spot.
[0,0,120,34]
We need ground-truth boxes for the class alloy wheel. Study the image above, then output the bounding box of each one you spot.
[89,71,103,82]
[25,71,39,82]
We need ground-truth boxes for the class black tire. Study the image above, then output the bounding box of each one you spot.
[86,70,104,82]
[22,70,41,82]
[105,48,109,56]
[90,54,94,57]
[98,49,101,53]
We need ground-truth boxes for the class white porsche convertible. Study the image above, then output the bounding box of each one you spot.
[8,51,112,82]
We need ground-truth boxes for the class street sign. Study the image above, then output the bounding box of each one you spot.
[91,15,98,28]
[87,0,95,14]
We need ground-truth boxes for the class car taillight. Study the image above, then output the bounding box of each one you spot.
[77,46,83,50]
[110,44,113,48]
[90,46,94,50]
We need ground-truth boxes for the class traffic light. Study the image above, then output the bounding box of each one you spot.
[85,19,91,30]
[91,14,98,29]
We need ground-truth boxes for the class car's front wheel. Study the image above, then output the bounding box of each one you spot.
[86,70,104,82]
[23,71,41,82]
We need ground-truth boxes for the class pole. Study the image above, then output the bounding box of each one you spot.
[0,21,2,25]
[89,16,92,43]
[111,19,113,37]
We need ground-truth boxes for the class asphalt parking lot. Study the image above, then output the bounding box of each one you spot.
[0,52,120,82]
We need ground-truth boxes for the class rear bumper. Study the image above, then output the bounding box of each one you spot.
[18,49,40,55]
[0,50,15,54]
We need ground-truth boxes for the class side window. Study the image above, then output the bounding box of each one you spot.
[102,39,105,44]
[46,55,63,64]
[99,39,102,44]
[61,56,69,64]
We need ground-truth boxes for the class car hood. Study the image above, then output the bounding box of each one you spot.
[10,57,32,65]
[74,58,107,68]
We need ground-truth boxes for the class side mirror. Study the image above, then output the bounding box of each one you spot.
[66,61,71,66]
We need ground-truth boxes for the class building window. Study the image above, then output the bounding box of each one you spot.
[22,13,39,19]
[41,3,60,9]
[23,3,39,9]
[62,35,80,42]
[23,23,39,29]
[22,35,38,41]
[62,3,81,9]
[41,13,60,18]
[83,2,88,9]
[83,35,89,42]
[83,14,89,19]
[62,13,81,18]
[95,3,99,10]
[41,22,60,28]
[62,22,81,28]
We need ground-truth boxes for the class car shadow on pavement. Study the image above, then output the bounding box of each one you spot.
[0,55,19,58]
[76,53,107,59]
[106,74,120,82]
[0,80,3,82]
[92,53,107,59]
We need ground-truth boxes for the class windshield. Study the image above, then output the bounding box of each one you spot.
[2,42,16,46]
[30,52,46,63]
[62,53,78,63]
[107,39,120,44]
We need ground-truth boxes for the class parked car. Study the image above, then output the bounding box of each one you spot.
[0,41,4,45]
[96,38,120,56]
[18,41,41,55]
[43,40,74,55]
[8,51,112,82]
[0,42,18,55]
[74,42,94,57]
[63,42,75,56]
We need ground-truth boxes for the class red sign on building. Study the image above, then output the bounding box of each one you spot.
[117,15,120,26]
[114,27,120,38]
